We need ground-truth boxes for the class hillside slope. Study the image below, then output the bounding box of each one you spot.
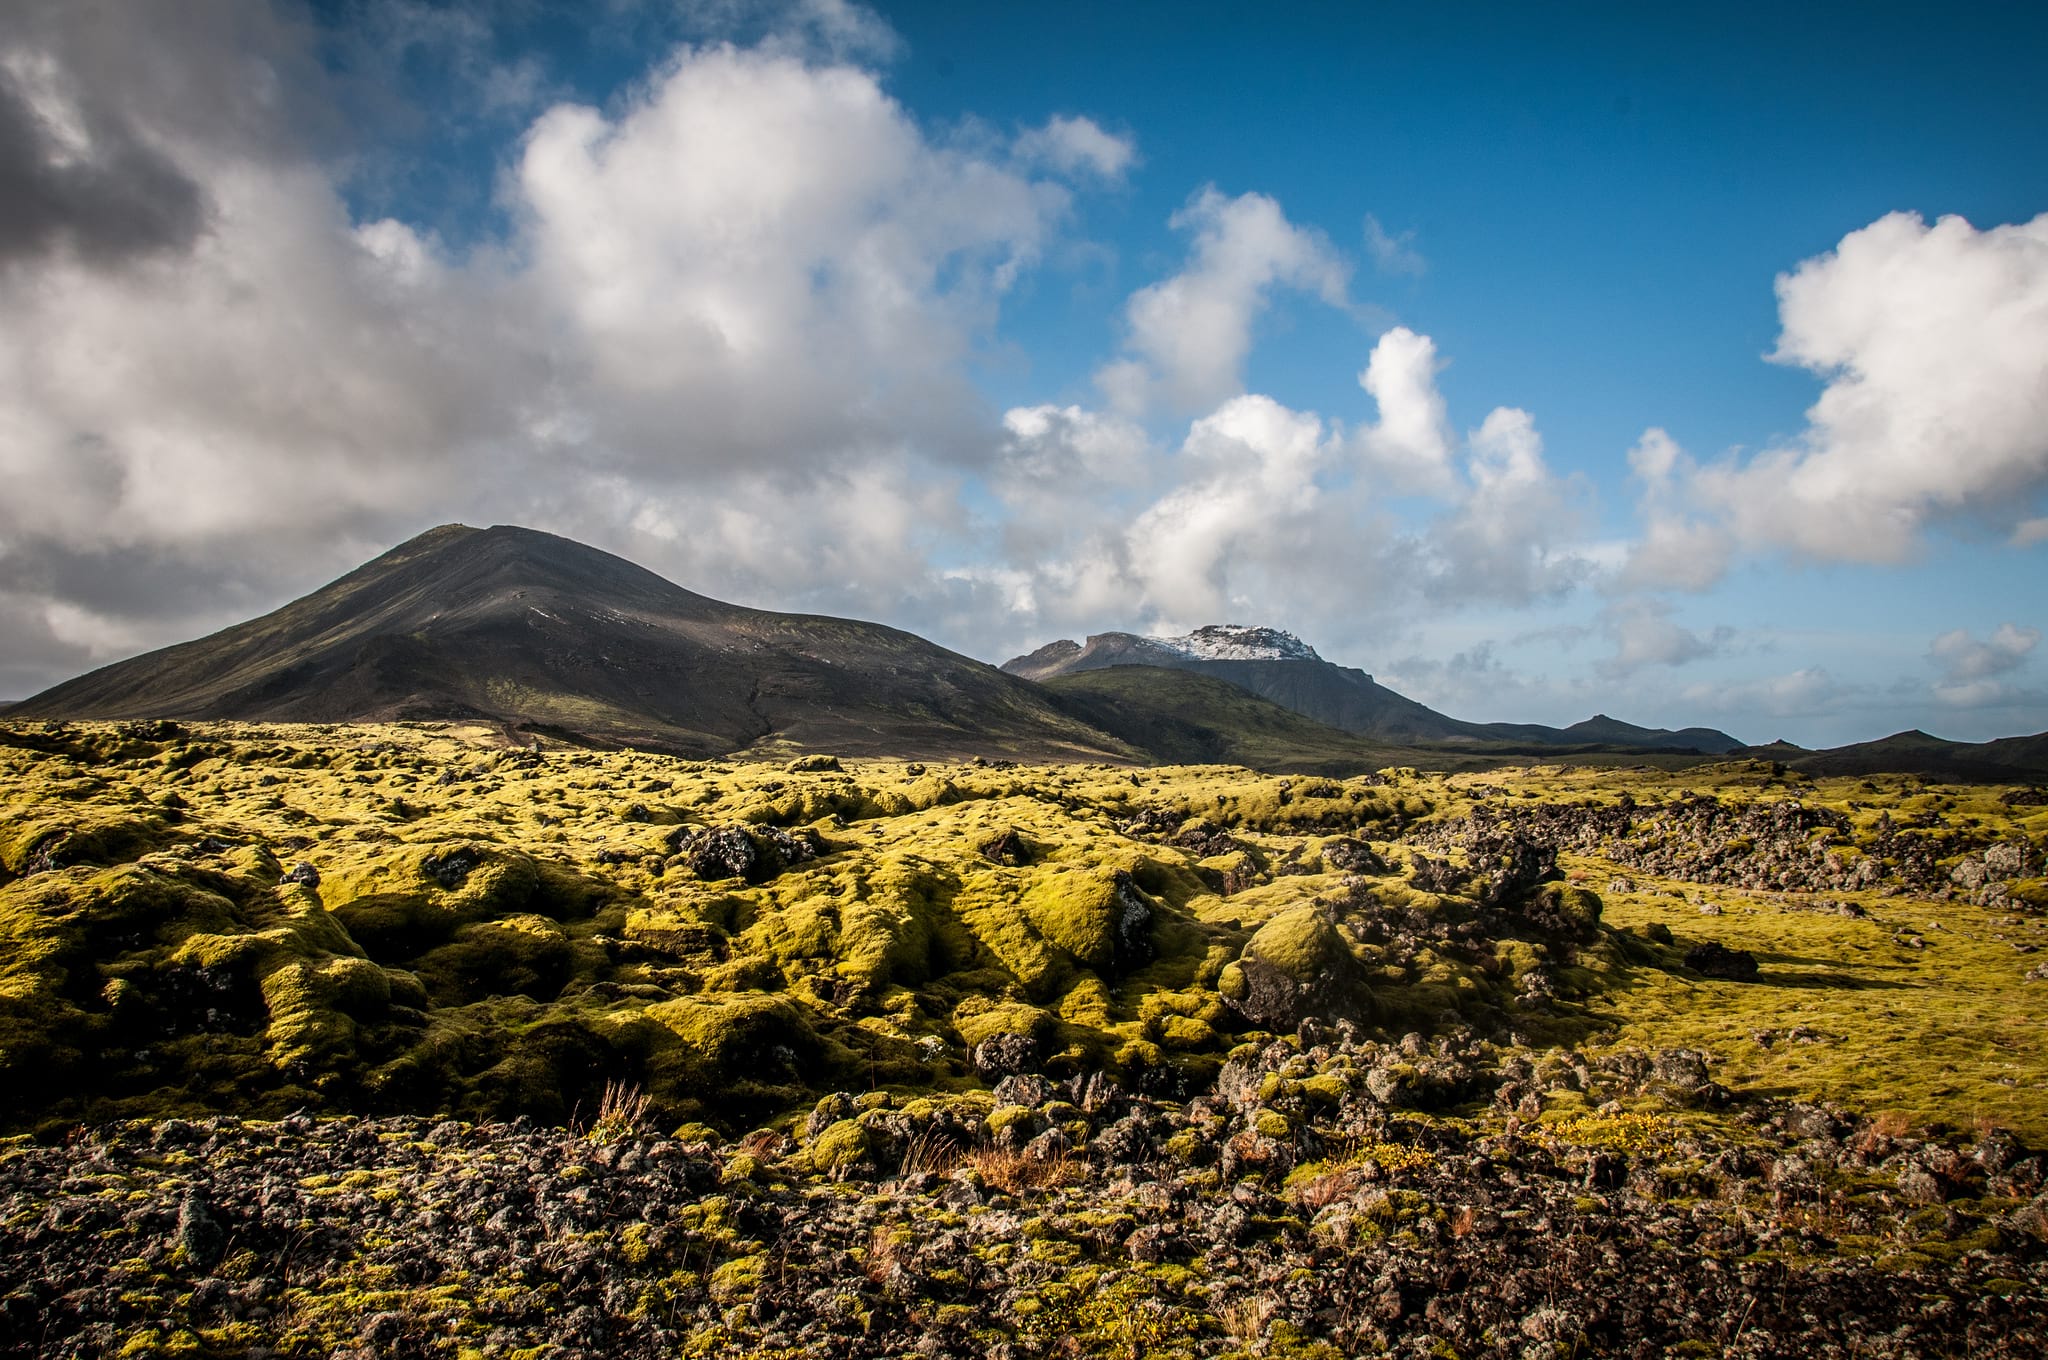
[11,525,1136,762]
[1006,629,1745,753]
[1763,729,2048,782]
[1039,666,1496,774]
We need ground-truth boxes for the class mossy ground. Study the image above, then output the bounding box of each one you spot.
[0,721,2042,1145]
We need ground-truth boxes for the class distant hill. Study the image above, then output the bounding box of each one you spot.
[1038,666,1496,775]
[14,528,2040,780]
[1005,628,1746,754]
[8,525,1137,762]
[1752,730,2048,783]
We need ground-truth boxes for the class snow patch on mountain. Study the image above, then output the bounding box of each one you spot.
[1150,624,1322,663]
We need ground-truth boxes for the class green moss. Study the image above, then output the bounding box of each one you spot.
[414,914,571,1005]
[986,1104,1036,1136]
[1243,904,1345,977]
[807,1118,869,1174]
[2,721,2045,1143]
[707,1254,765,1301]
[951,998,1053,1050]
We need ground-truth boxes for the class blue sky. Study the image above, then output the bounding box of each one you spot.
[2,0,2044,746]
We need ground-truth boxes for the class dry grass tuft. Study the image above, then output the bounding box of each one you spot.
[898,1127,964,1177]
[864,1225,905,1288]
[1217,1294,1274,1346]
[739,1128,788,1158]
[960,1141,1085,1195]
[586,1080,652,1143]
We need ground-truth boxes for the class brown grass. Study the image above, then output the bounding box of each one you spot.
[1217,1295,1273,1346]
[739,1128,788,1158]
[898,1127,965,1177]
[1295,1164,1366,1210]
[586,1080,652,1143]
[1850,1109,1915,1158]
[864,1225,904,1288]
[959,1141,1085,1195]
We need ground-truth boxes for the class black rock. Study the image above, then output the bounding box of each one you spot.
[972,1033,1037,1079]
[1683,941,1760,980]
[978,829,1029,865]
[421,847,481,887]
[175,1195,225,1270]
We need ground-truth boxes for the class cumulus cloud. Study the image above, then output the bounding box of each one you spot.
[1619,428,1734,591]
[1595,597,1735,677]
[1013,115,1135,180]
[967,325,1598,660]
[1928,622,2040,707]
[1098,186,1350,414]
[988,404,1153,560]
[1121,395,1348,625]
[515,42,1061,472]
[0,0,345,271]
[0,3,1128,693]
[1352,327,1457,495]
[1420,407,1590,604]
[1627,212,2048,589]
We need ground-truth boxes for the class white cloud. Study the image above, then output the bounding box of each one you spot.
[1013,115,1135,180]
[1362,213,1425,277]
[998,404,1152,489]
[1596,597,1735,676]
[973,328,1600,661]
[1123,394,1342,624]
[1931,622,2039,681]
[780,0,904,63]
[1420,406,1590,604]
[1352,326,1457,494]
[989,404,1154,560]
[1643,212,2048,581]
[515,44,1064,471]
[1100,186,1351,414]
[1928,622,2040,707]
[1619,427,1736,591]
[1681,667,1850,719]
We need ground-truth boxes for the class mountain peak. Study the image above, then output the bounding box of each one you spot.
[11,523,1137,761]
[1150,624,1321,663]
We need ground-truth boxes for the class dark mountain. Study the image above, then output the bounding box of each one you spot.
[1004,629,1746,754]
[1477,713,1749,755]
[1039,667,1496,776]
[1753,730,2048,782]
[9,525,1137,762]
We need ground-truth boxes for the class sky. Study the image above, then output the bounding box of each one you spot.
[1,0,2045,747]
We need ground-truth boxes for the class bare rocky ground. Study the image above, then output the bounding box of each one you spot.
[6,1030,2047,1360]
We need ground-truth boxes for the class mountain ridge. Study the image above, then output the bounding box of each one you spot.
[11,525,2043,780]
[1002,630,1747,754]
[9,524,1136,762]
